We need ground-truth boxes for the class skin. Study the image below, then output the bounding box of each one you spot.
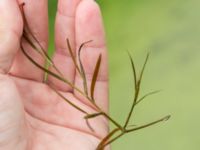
[0,0,109,149]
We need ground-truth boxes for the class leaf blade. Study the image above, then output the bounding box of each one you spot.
[66,39,81,74]
[136,90,162,105]
[84,112,103,119]
[127,51,137,91]
[78,44,88,96]
[90,54,102,101]
[77,40,93,97]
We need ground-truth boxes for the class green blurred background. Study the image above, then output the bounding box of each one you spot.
[48,0,200,150]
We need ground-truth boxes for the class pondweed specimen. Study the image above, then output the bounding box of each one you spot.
[20,3,170,150]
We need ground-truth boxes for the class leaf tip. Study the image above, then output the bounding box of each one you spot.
[163,115,171,121]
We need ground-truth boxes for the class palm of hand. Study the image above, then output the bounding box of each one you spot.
[0,0,108,150]
[9,76,106,150]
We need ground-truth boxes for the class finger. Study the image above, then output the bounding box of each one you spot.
[10,0,48,81]
[0,74,26,149]
[0,0,23,74]
[48,0,82,92]
[74,0,109,112]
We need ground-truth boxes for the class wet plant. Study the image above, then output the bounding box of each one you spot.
[20,3,170,150]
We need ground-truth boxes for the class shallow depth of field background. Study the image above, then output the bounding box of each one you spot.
[48,1,200,150]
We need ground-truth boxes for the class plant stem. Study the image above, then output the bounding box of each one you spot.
[51,87,88,114]
[21,44,86,96]
[101,133,124,149]
[22,32,122,131]
[96,128,121,150]
[98,115,171,149]
[124,53,150,128]
[124,89,139,128]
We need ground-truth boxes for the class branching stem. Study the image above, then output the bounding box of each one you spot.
[124,53,150,128]
[20,3,170,150]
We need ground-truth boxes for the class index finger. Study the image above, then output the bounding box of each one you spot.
[10,0,48,81]
[74,0,109,113]
[0,0,23,73]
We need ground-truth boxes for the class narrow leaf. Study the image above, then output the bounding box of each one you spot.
[123,53,150,128]
[136,90,162,105]
[84,112,103,119]
[51,87,88,114]
[127,124,137,128]
[23,32,40,53]
[137,52,150,87]
[66,39,81,74]
[21,44,78,91]
[90,54,102,101]
[78,40,92,97]
[78,44,88,96]
[86,119,95,132]
[127,51,137,91]
[21,6,63,78]
[24,31,63,78]
[126,115,171,133]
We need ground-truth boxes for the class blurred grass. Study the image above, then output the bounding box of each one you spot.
[48,0,200,150]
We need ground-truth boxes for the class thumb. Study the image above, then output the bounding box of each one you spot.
[0,74,27,149]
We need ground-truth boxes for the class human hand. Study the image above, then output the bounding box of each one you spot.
[0,0,108,149]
